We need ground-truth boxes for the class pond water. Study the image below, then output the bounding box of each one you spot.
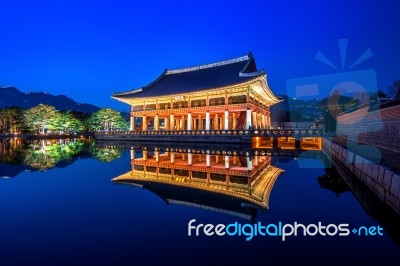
[0,138,398,265]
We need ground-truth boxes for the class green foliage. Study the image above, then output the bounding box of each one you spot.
[23,139,86,170]
[1,104,125,134]
[24,104,59,134]
[87,108,128,131]
[89,144,123,162]
[0,138,124,171]
[52,111,84,133]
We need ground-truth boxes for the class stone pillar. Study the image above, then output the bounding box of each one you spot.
[246,156,252,171]
[170,152,175,163]
[205,111,210,130]
[170,114,174,130]
[215,155,219,164]
[143,150,147,160]
[246,109,252,130]
[225,155,230,169]
[187,112,192,130]
[130,116,135,131]
[206,154,211,167]
[188,152,193,165]
[232,112,237,130]
[130,149,135,160]
[267,115,271,129]
[214,113,219,130]
[155,150,159,162]
[224,110,229,130]
[155,114,159,130]
[142,116,147,131]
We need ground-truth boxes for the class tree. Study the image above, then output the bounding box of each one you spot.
[388,80,400,98]
[53,111,84,133]
[0,107,24,133]
[86,108,128,131]
[24,104,60,134]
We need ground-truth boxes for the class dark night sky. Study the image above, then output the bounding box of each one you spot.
[1,0,399,111]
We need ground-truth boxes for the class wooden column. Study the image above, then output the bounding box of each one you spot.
[205,112,210,130]
[170,114,174,130]
[232,112,237,130]
[142,116,147,131]
[214,113,218,130]
[198,114,202,130]
[181,115,185,130]
[187,112,192,130]
[155,114,159,130]
[165,117,169,130]
[252,112,257,129]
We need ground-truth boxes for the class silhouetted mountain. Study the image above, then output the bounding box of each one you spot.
[0,86,100,112]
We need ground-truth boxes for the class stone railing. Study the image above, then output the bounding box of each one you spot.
[252,129,322,137]
[97,129,251,136]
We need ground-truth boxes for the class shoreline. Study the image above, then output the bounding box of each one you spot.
[0,132,94,140]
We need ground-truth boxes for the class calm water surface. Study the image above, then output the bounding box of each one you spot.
[0,138,398,265]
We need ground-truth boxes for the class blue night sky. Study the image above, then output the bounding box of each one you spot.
[1,0,399,111]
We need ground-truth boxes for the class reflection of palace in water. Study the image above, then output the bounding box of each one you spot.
[113,148,284,219]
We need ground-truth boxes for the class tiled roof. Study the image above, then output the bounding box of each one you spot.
[113,52,264,98]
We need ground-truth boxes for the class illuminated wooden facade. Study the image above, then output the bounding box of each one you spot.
[112,52,281,132]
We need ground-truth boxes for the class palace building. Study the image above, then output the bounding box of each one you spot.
[112,52,282,131]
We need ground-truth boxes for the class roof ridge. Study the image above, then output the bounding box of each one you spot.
[165,54,250,75]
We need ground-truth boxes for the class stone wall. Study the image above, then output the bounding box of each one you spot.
[94,131,252,144]
[336,105,400,153]
[322,138,400,215]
